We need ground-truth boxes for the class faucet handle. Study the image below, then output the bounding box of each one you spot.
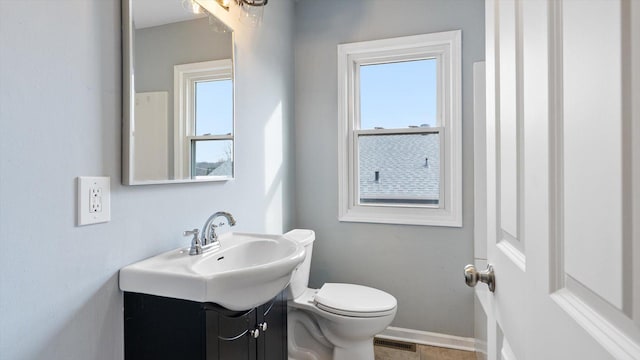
[185,229,202,255]
[184,228,199,237]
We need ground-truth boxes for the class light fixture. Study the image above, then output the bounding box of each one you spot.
[235,0,268,5]
[187,0,269,28]
[182,0,232,33]
[214,0,231,10]
[234,0,268,27]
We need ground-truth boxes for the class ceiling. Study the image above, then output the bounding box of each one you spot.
[133,0,206,29]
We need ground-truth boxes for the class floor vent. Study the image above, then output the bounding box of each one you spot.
[373,338,417,352]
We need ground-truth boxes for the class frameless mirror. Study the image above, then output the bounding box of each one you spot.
[122,0,234,185]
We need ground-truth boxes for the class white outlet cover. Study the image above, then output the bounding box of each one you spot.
[78,176,111,226]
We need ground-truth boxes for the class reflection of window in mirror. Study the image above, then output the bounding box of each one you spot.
[174,60,234,179]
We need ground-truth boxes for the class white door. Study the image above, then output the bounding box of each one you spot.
[134,92,169,181]
[476,0,640,359]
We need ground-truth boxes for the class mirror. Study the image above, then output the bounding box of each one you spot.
[123,0,235,185]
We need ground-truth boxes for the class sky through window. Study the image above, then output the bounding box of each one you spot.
[360,58,437,129]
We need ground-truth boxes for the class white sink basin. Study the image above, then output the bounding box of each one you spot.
[119,232,305,310]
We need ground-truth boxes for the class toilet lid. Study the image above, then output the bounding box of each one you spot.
[313,283,397,317]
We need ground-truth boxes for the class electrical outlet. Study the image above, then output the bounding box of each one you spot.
[78,176,110,226]
[90,187,102,213]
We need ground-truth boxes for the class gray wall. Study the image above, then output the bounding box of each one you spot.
[0,0,295,359]
[135,18,233,95]
[294,0,484,337]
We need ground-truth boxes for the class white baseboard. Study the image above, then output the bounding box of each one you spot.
[376,326,477,352]
[475,339,488,357]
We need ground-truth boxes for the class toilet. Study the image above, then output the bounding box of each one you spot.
[284,229,397,360]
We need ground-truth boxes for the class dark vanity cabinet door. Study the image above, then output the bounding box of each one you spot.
[124,292,286,360]
[205,305,257,360]
[257,292,287,360]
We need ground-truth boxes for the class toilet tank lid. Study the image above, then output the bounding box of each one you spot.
[314,283,397,313]
[283,229,315,246]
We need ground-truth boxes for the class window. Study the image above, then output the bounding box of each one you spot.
[174,59,234,179]
[337,31,462,226]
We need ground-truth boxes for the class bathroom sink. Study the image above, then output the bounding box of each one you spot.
[119,232,305,310]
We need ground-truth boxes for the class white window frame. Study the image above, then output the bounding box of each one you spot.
[174,59,234,180]
[337,30,462,227]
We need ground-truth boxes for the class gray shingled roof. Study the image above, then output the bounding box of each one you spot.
[194,159,232,177]
[358,133,440,203]
[207,160,233,177]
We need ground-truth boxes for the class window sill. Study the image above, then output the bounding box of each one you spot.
[338,205,462,227]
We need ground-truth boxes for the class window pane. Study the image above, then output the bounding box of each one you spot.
[360,59,437,129]
[358,133,439,205]
[195,79,233,136]
[192,140,233,177]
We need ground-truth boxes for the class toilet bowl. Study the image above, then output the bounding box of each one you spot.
[284,230,397,360]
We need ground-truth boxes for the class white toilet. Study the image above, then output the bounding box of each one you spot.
[284,229,397,360]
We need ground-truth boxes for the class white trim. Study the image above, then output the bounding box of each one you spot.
[337,31,462,227]
[186,135,233,141]
[548,0,565,294]
[354,127,442,136]
[120,177,233,186]
[500,339,518,360]
[497,238,526,272]
[174,59,233,179]
[377,326,476,352]
[473,61,488,260]
[475,339,488,359]
[631,0,640,328]
[121,0,135,185]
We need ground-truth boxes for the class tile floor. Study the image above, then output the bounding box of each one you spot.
[374,343,477,360]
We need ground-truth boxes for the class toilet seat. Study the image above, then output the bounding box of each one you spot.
[313,283,397,318]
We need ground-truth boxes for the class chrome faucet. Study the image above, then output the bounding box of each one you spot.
[185,211,236,255]
[202,211,236,246]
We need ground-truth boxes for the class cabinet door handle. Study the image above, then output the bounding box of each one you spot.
[249,329,260,338]
[219,329,248,341]
[259,322,268,332]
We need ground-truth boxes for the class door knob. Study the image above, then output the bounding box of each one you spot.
[464,264,495,292]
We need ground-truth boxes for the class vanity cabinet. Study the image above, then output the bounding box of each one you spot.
[124,291,287,360]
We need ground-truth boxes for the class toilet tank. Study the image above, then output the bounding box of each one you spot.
[283,229,315,299]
